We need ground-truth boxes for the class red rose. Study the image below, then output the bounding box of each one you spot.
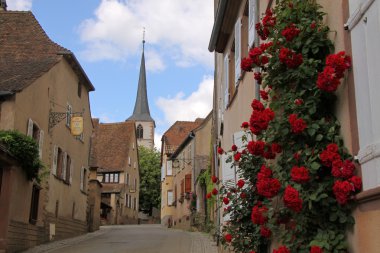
[293,152,300,161]
[224,233,232,242]
[223,197,229,205]
[231,144,238,151]
[325,51,351,78]
[294,98,304,105]
[247,140,265,156]
[288,114,307,134]
[279,47,303,68]
[251,99,265,111]
[212,188,218,195]
[291,166,310,184]
[260,226,271,238]
[234,152,242,161]
[211,175,218,183]
[283,185,303,212]
[257,177,281,198]
[237,179,245,188]
[310,246,323,253]
[310,22,316,29]
[273,246,290,253]
[271,143,282,153]
[254,72,262,84]
[240,192,247,199]
[317,66,340,92]
[241,57,254,72]
[333,180,354,205]
[349,176,362,191]
[206,192,212,199]
[260,90,269,100]
[281,23,301,42]
[257,165,272,180]
[241,122,249,128]
[327,143,339,152]
[217,147,224,155]
[260,42,273,51]
[251,203,268,225]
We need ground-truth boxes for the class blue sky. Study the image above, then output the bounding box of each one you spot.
[7,0,214,149]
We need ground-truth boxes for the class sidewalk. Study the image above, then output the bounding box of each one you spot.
[190,232,218,253]
[21,226,218,253]
[21,228,108,253]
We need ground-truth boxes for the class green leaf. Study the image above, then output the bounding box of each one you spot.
[307,128,316,136]
[316,134,323,141]
[310,162,321,171]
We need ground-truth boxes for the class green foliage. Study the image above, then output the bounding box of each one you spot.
[138,146,161,215]
[218,1,358,252]
[0,130,43,182]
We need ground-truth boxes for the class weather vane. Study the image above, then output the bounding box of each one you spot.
[142,27,146,50]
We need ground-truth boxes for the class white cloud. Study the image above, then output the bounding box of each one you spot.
[154,132,162,151]
[156,76,213,126]
[6,0,32,10]
[78,0,213,68]
[145,49,165,72]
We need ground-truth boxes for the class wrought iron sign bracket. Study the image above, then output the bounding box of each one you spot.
[48,109,83,133]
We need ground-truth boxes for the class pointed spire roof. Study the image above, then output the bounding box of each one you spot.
[126,39,154,123]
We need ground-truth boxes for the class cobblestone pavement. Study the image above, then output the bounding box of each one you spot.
[21,225,218,253]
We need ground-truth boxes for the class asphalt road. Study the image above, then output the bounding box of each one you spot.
[23,225,217,253]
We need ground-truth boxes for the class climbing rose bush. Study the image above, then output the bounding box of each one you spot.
[215,1,361,253]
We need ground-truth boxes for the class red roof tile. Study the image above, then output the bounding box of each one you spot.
[0,11,94,92]
[90,121,136,171]
[162,120,203,154]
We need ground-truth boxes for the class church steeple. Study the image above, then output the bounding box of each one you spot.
[126,34,155,124]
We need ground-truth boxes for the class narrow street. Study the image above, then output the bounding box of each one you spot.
[22,225,218,253]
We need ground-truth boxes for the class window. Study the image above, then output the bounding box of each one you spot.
[77,82,82,98]
[167,191,173,206]
[129,195,132,208]
[56,148,64,178]
[103,172,119,183]
[125,194,128,207]
[27,119,44,159]
[126,173,130,185]
[128,157,131,166]
[29,185,40,224]
[80,167,87,191]
[133,197,137,211]
[136,124,143,139]
[134,178,137,191]
[224,55,230,109]
[348,0,380,190]
[248,0,257,47]
[66,103,72,127]
[166,160,172,176]
[185,174,192,193]
[235,18,242,84]
[65,155,72,184]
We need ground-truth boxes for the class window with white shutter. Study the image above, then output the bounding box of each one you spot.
[248,0,257,47]
[38,130,44,159]
[224,55,229,109]
[52,145,58,176]
[27,118,33,137]
[235,18,242,84]
[166,160,172,176]
[348,0,380,190]
[62,152,67,180]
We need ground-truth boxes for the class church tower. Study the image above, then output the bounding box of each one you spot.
[126,37,155,149]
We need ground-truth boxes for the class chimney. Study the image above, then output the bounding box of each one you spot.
[0,0,7,11]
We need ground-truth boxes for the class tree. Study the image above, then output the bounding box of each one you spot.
[138,146,161,216]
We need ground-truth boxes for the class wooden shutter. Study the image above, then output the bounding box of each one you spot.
[185,174,192,193]
[248,0,257,47]
[224,55,229,109]
[69,159,73,185]
[235,17,241,84]
[80,167,84,191]
[180,179,184,196]
[38,130,44,159]
[52,145,58,176]
[27,118,33,137]
[62,152,67,180]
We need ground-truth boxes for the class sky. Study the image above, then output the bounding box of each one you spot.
[7,0,214,150]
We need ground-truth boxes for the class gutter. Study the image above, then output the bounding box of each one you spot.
[208,0,228,52]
